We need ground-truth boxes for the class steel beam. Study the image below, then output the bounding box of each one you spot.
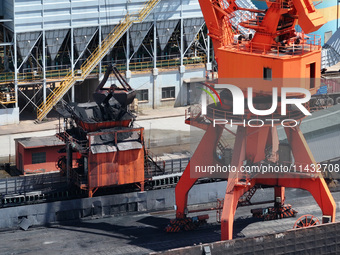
[43,30,46,105]
[14,32,18,108]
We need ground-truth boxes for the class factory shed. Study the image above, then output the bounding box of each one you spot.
[15,136,65,175]
[279,104,340,163]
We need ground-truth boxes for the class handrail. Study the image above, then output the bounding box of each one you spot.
[229,33,321,58]
[0,91,16,104]
[0,54,207,84]
[36,0,161,121]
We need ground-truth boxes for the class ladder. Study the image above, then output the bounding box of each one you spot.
[36,0,160,121]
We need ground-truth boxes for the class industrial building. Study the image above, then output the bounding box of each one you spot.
[0,0,212,125]
[0,0,340,125]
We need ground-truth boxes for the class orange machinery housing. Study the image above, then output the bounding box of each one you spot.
[86,127,145,196]
[56,101,145,197]
[172,0,336,241]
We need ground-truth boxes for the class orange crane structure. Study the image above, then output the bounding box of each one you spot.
[169,0,336,240]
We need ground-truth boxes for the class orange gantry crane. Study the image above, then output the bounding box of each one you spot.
[168,0,336,240]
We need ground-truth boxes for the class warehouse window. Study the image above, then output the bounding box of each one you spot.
[162,87,175,99]
[263,68,272,81]
[32,152,46,164]
[136,89,149,101]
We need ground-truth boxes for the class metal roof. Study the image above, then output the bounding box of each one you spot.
[117,141,143,151]
[300,104,340,134]
[15,135,64,149]
[307,129,340,162]
[279,104,340,162]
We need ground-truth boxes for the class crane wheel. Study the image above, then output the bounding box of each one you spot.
[326,98,334,106]
[293,214,320,229]
[56,155,66,173]
[335,97,340,105]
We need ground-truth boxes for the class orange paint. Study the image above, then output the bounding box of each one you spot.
[87,128,145,194]
[174,0,336,241]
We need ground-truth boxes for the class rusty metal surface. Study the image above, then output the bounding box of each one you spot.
[53,65,145,193]
[15,135,64,148]
[88,148,144,188]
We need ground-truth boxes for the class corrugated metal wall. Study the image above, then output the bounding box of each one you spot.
[6,0,206,72]
[7,0,202,33]
[0,1,3,17]
[3,0,14,29]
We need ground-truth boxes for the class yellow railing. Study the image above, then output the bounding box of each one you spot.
[0,55,206,84]
[0,69,72,84]
[0,92,16,105]
[36,0,161,121]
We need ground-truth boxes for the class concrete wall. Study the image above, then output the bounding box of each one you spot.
[0,107,19,126]
[157,221,340,255]
[106,67,205,109]
[0,181,227,230]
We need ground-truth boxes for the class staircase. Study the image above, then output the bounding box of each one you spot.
[238,186,257,206]
[36,0,160,121]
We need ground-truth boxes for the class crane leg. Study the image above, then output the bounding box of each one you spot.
[274,186,285,204]
[285,126,336,221]
[221,126,251,240]
[175,123,223,218]
[221,184,254,240]
[175,162,198,218]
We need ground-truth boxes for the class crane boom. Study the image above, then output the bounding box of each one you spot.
[199,0,325,55]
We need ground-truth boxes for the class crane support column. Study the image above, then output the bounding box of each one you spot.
[175,123,223,218]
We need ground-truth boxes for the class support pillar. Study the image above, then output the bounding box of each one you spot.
[126,27,131,79]
[152,17,158,109]
[42,30,47,105]
[274,186,285,204]
[84,156,88,176]
[284,126,336,221]
[66,142,72,184]
[206,32,212,76]
[99,25,102,74]
[221,184,254,240]
[175,123,223,218]
[14,32,18,109]
[221,126,248,240]
[179,0,185,106]
[71,26,75,102]
[98,0,102,74]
